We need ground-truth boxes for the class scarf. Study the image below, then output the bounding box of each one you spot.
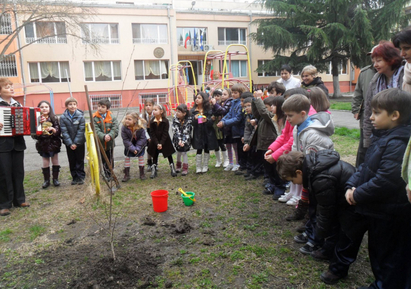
[375,66,404,94]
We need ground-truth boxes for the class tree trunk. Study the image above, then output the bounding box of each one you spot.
[331,58,342,98]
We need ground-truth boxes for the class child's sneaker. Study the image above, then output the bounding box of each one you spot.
[299,243,321,255]
[286,196,300,206]
[278,192,292,203]
[231,164,240,171]
[224,164,234,171]
[293,233,308,244]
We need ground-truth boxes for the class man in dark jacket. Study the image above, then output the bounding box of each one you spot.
[277,150,361,285]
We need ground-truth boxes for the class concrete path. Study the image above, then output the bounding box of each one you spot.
[23,109,359,172]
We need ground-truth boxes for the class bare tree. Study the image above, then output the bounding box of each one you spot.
[0,0,97,59]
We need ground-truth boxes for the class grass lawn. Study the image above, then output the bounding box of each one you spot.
[330,101,352,111]
[0,132,371,289]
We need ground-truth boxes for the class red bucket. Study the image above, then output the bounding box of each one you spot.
[150,190,169,212]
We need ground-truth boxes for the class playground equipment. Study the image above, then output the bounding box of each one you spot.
[167,60,198,108]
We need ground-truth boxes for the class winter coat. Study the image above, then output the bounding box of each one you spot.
[363,68,404,148]
[351,65,376,127]
[212,98,233,116]
[346,124,411,219]
[221,98,245,139]
[252,98,277,151]
[0,99,26,152]
[191,108,218,150]
[301,77,329,97]
[243,114,256,145]
[34,116,61,154]
[60,109,86,147]
[302,150,356,239]
[121,125,147,157]
[292,112,334,154]
[93,110,119,151]
[147,117,175,157]
[172,115,193,152]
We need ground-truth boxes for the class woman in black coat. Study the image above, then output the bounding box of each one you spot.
[147,104,176,178]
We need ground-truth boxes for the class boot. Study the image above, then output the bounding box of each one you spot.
[52,165,61,186]
[147,159,152,172]
[196,154,203,174]
[170,163,177,177]
[215,151,222,167]
[139,166,146,180]
[176,161,182,173]
[222,150,229,168]
[181,163,189,176]
[202,153,210,173]
[122,167,130,182]
[42,167,50,189]
[150,164,157,179]
[286,200,309,221]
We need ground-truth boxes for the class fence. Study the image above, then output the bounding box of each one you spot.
[89,94,122,110]
[0,55,17,77]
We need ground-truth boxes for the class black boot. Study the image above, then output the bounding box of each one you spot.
[52,165,60,186]
[42,167,50,189]
[147,159,153,172]
[170,163,177,177]
[286,199,309,221]
[122,167,130,182]
[150,164,157,179]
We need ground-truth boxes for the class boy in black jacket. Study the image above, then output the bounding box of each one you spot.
[345,88,411,289]
[277,150,360,285]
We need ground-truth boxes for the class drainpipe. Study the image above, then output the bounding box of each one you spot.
[248,11,253,90]
[168,5,176,100]
[13,5,27,105]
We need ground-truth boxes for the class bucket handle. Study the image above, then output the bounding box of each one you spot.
[178,188,196,202]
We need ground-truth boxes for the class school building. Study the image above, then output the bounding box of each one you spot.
[0,0,354,114]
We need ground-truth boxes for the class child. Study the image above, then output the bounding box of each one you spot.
[34,100,62,188]
[267,81,286,97]
[307,87,330,113]
[271,96,286,135]
[282,94,334,255]
[277,150,358,285]
[140,98,154,171]
[60,97,86,185]
[345,88,411,289]
[147,104,176,178]
[210,89,227,168]
[217,84,246,171]
[211,88,233,167]
[242,97,260,180]
[172,104,192,176]
[0,78,29,216]
[121,112,147,181]
[191,92,218,173]
[93,99,119,181]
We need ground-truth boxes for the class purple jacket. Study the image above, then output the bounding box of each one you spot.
[121,125,147,154]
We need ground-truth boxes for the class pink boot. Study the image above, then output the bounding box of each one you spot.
[181,163,189,176]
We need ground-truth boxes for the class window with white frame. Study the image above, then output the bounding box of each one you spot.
[29,62,70,83]
[257,60,278,77]
[218,28,246,46]
[25,22,67,44]
[84,61,121,81]
[176,27,207,47]
[132,24,167,44]
[0,13,12,35]
[81,23,119,44]
[229,60,247,77]
[328,61,348,75]
[134,60,168,80]
[0,55,17,77]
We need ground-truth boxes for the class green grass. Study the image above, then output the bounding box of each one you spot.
[0,229,12,243]
[29,225,46,241]
[330,101,352,111]
[334,127,360,140]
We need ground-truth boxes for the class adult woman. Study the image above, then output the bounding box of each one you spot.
[393,26,411,92]
[362,41,404,148]
[300,65,329,97]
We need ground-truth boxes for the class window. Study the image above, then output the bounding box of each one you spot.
[25,22,67,44]
[0,13,12,35]
[230,60,247,77]
[132,24,167,44]
[84,61,121,81]
[176,27,207,48]
[218,28,246,45]
[257,60,278,77]
[0,55,17,77]
[134,60,168,80]
[29,62,70,83]
[81,23,119,44]
[328,61,348,75]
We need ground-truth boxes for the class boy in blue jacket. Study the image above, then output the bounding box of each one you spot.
[345,88,411,289]
[60,97,86,185]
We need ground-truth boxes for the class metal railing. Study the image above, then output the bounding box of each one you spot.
[89,94,122,110]
[26,36,67,44]
[133,38,168,44]
[0,55,18,77]
[218,40,246,46]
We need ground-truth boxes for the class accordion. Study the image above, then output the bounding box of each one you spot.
[0,107,42,136]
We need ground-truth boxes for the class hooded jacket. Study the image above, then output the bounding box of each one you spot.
[191,108,218,150]
[303,150,356,239]
[147,117,175,157]
[251,97,277,150]
[292,112,334,154]
[60,109,86,147]
[346,124,411,219]
[34,116,61,154]
[93,110,119,150]
[121,124,147,156]
[221,98,245,138]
